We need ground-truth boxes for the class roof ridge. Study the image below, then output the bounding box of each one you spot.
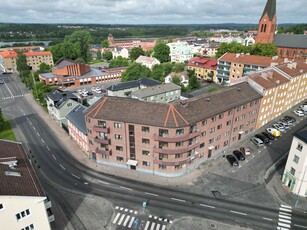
[93,98,108,118]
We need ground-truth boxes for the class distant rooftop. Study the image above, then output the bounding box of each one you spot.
[107,78,161,91]
[131,83,181,98]
[274,34,307,49]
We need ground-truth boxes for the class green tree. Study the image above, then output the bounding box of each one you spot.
[162,62,174,76]
[250,43,277,56]
[151,64,165,81]
[96,50,102,60]
[153,41,170,63]
[216,42,249,58]
[49,42,81,63]
[65,30,92,62]
[172,76,181,85]
[109,56,129,68]
[16,52,29,72]
[37,63,51,74]
[102,51,113,61]
[75,58,85,64]
[130,47,145,61]
[121,62,151,82]
[187,70,200,91]
[144,49,153,57]
[172,63,186,73]
[101,39,109,48]
[0,108,4,127]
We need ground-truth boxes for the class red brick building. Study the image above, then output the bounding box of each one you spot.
[85,82,261,177]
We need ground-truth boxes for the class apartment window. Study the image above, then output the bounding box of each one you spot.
[210,127,215,133]
[226,120,231,126]
[215,145,220,150]
[175,165,183,170]
[225,131,230,137]
[115,156,124,162]
[293,155,300,164]
[236,106,241,112]
[143,161,150,166]
[232,136,236,142]
[218,114,224,119]
[142,126,150,132]
[217,124,222,130]
[290,167,296,176]
[114,122,122,128]
[175,154,183,159]
[297,143,303,151]
[239,125,244,129]
[16,209,30,221]
[234,117,239,122]
[142,139,150,144]
[242,104,247,109]
[233,127,238,132]
[200,143,205,148]
[209,138,214,144]
[0,203,3,210]
[159,141,168,148]
[159,129,169,136]
[21,224,34,230]
[116,146,123,151]
[115,134,122,140]
[202,120,207,126]
[211,116,216,122]
[228,110,232,115]
[224,140,229,147]
[98,120,106,127]
[216,135,221,141]
[159,164,167,170]
[241,114,246,119]
[176,142,183,147]
[176,129,184,135]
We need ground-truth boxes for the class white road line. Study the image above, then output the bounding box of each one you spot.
[120,186,133,191]
[294,224,307,229]
[171,198,186,203]
[120,207,124,211]
[71,173,80,179]
[115,206,119,209]
[230,210,247,216]
[41,138,45,143]
[278,218,291,224]
[84,182,89,185]
[280,207,292,212]
[98,181,110,185]
[278,222,291,228]
[37,132,40,137]
[60,164,65,170]
[145,192,159,197]
[279,212,291,216]
[128,217,135,228]
[154,216,158,220]
[150,222,156,230]
[144,221,150,230]
[161,225,166,230]
[281,204,292,209]
[279,214,291,220]
[52,154,56,160]
[134,211,137,215]
[118,214,125,225]
[124,209,128,212]
[112,213,121,224]
[46,146,50,151]
[4,82,13,97]
[200,204,215,209]
[33,126,36,130]
[123,215,130,227]
[156,223,161,230]
[262,217,272,221]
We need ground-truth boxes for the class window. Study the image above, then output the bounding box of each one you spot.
[210,127,215,133]
[217,124,222,130]
[224,141,229,147]
[142,139,150,144]
[233,127,238,132]
[98,120,106,127]
[21,224,34,230]
[201,131,206,137]
[228,110,232,115]
[209,138,214,144]
[159,129,169,136]
[225,131,230,136]
[297,143,303,151]
[176,129,184,135]
[235,117,239,122]
[159,141,168,148]
[175,154,183,158]
[211,116,216,122]
[159,164,167,170]
[236,106,241,112]
[142,126,150,132]
[293,155,300,164]
[116,146,123,151]
[143,161,150,166]
[159,153,168,160]
[241,114,246,119]
[226,120,231,126]
[116,156,124,162]
[175,165,183,170]
[114,122,122,128]
[115,134,122,140]
[290,167,296,176]
[200,143,205,148]
[218,114,224,119]
[239,124,244,129]
[216,135,221,141]
[142,150,150,156]
[202,120,207,126]
[176,142,183,147]
[215,145,219,150]
[16,209,30,221]
[232,136,236,142]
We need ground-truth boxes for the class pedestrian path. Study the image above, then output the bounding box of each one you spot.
[2,93,29,100]
[277,204,292,230]
[112,206,172,229]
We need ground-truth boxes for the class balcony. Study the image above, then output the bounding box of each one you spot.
[153,131,200,143]
[95,147,112,156]
[93,125,110,133]
[44,200,52,209]
[153,152,200,166]
[94,136,111,145]
[46,208,55,223]
[153,141,200,155]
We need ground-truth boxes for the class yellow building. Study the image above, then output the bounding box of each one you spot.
[188,57,218,82]
[0,50,17,72]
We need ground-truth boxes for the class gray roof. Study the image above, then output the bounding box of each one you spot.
[66,105,87,135]
[107,78,161,91]
[294,125,307,143]
[274,34,307,49]
[131,83,181,98]
[47,89,78,108]
[54,59,77,69]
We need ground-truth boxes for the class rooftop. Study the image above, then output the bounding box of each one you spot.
[54,59,78,69]
[261,0,276,21]
[0,50,17,58]
[46,89,78,108]
[0,139,45,197]
[66,104,87,135]
[135,55,160,65]
[249,68,290,89]
[131,83,181,99]
[24,51,52,57]
[107,78,161,91]
[188,57,218,70]
[274,34,307,49]
[294,126,307,143]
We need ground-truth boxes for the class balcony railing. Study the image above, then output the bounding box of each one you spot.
[93,125,110,133]
[95,147,112,156]
[153,153,200,166]
[153,131,200,143]
[153,141,200,155]
[94,136,111,145]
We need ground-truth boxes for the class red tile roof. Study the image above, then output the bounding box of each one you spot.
[24,51,52,57]
[0,50,17,58]
[277,62,307,77]
[249,69,290,89]
[220,53,284,66]
[188,57,217,70]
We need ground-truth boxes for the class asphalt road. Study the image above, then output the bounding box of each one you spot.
[1,74,307,230]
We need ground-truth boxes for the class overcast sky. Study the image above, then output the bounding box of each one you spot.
[0,0,306,24]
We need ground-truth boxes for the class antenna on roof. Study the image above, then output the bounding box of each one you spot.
[0,157,18,169]
[206,98,210,102]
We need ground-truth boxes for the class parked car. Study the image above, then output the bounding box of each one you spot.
[0,78,4,84]
[278,122,289,129]
[255,134,270,144]
[284,116,296,123]
[226,155,239,167]
[261,131,275,140]
[87,92,93,96]
[280,118,293,126]
[233,150,245,161]
[273,123,285,132]
[91,87,96,92]
[239,147,251,156]
[294,109,304,117]
[251,137,264,147]
[266,128,281,137]
[101,89,106,93]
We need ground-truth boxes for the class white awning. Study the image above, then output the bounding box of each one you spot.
[127,160,138,166]
[208,146,215,150]
[239,131,245,134]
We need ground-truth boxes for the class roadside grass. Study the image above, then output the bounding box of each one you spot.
[0,117,16,141]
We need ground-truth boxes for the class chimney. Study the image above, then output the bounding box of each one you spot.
[272,56,278,60]
[275,80,280,84]
[236,53,240,58]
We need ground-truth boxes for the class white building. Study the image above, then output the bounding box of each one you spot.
[112,47,129,59]
[135,55,160,69]
[282,127,307,197]
[0,139,54,230]
[165,71,189,87]
[167,41,193,63]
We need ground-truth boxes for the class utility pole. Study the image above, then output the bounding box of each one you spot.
[32,72,39,101]
[295,166,307,208]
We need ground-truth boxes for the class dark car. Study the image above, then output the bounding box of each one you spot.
[226,155,239,167]
[255,134,270,144]
[233,150,245,161]
[101,89,106,93]
[87,91,93,96]
[284,116,296,123]
[261,131,275,140]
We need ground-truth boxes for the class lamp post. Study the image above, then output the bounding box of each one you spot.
[295,166,307,208]
[32,72,39,101]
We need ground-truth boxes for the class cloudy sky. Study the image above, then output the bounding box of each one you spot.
[0,0,306,24]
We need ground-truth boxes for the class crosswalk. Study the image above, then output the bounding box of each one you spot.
[2,94,29,100]
[112,206,172,229]
[277,204,292,230]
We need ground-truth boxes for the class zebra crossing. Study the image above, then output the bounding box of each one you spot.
[112,206,172,229]
[277,204,292,230]
[2,94,29,100]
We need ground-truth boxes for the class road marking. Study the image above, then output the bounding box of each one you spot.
[145,192,159,197]
[294,224,307,229]
[71,173,80,179]
[279,214,291,220]
[37,132,40,137]
[41,138,45,143]
[52,154,56,160]
[200,204,215,209]
[171,198,186,203]
[278,222,291,228]
[120,186,133,191]
[46,146,50,151]
[115,206,119,209]
[262,217,272,221]
[144,221,151,230]
[150,222,155,230]
[123,215,130,227]
[98,181,110,185]
[128,217,135,228]
[281,204,292,209]
[230,210,247,216]
[156,224,161,230]
[280,207,292,212]
[60,164,65,170]
[112,213,121,224]
[33,126,36,130]
[278,218,291,224]
[161,225,166,230]
[118,214,125,225]
[84,182,89,185]
[279,212,291,216]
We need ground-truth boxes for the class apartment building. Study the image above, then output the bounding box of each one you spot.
[85,82,261,177]
[167,41,193,63]
[0,139,53,230]
[282,127,307,197]
[188,57,218,82]
[0,50,17,72]
[24,51,54,71]
[217,53,284,84]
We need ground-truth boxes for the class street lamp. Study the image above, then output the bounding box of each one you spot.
[32,72,39,101]
[295,166,307,208]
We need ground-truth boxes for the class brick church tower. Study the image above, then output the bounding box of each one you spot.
[255,0,277,43]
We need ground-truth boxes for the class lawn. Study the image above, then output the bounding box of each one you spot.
[0,117,16,141]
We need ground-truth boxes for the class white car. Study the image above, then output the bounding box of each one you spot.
[77,89,83,94]
[273,123,285,132]
[266,128,281,137]
[294,109,304,117]
[91,87,96,92]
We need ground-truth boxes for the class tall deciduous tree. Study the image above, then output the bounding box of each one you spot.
[151,64,165,81]
[188,70,200,91]
[250,43,277,57]
[16,52,29,72]
[102,51,113,61]
[101,39,109,48]
[109,56,129,68]
[0,108,4,127]
[96,50,102,60]
[153,41,170,63]
[121,62,151,82]
[130,47,145,61]
[65,30,92,62]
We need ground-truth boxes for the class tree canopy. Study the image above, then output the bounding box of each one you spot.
[109,56,129,68]
[102,51,113,61]
[65,30,92,62]
[152,41,170,63]
[130,47,145,61]
[121,62,151,82]
[101,39,109,48]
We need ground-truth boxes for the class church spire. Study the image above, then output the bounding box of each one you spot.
[261,0,276,21]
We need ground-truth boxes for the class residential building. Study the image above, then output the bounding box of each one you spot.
[107,78,161,97]
[167,41,193,63]
[112,47,129,59]
[45,89,80,128]
[107,34,157,51]
[202,43,220,57]
[217,53,284,84]
[85,82,261,177]
[165,71,189,87]
[0,50,17,72]
[282,127,307,197]
[135,55,160,69]
[0,139,54,230]
[188,57,218,82]
[255,0,277,43]
[66,104,89,154]
[24,51,54,71]
[39,59,124,86]
[131,83,181,103]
